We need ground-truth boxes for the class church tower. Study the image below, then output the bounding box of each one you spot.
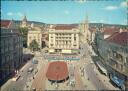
[21,15,27,28]
[79,13,89,43]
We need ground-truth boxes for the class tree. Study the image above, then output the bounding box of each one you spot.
[19,27,28,48]
[29,39,39,51]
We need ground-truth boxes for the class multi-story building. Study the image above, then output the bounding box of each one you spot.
[27,29,42,49]
[106,31,128,90]
[95,30,128,90]
[0,20,23,85]
[48,25,80,54]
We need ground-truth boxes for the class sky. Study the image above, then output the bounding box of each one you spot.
[1,0,128,25]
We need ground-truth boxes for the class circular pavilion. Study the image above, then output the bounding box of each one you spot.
[46,61,69,83]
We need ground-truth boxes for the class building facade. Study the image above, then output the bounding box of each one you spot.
[48,25,80,54]
[95,31,128,90]
[0,28,23,84]
[27,29,42,49]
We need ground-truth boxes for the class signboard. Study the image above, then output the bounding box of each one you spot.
[62,50,72,53]
[49,49,54,53]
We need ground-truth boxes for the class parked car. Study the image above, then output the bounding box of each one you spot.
[12,74,21,81]
[32,59,38,64]
[34,69,38,74]
[28,67,34,73]
[32,88,36,91]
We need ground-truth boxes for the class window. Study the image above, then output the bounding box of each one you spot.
[29,36,31,39]
[74,44,77,46]
[66,41,68,45]
[126,57,128,66]
[74,37,76,41]
[50,44,53,46]
[2,55,5,65]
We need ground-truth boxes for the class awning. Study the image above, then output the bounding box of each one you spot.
[110,75,125,87]
[62,50,72,53]
[96,61,107,75]
[72,50,79,53]
[49,49,54,53]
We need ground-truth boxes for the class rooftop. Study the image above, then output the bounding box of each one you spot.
[106,32,128,46]
[51,25,78,30]
[46,61,68,81]
[103,27,120,35]
[0,20,11,28]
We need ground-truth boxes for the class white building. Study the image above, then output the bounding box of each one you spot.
[48,25,80,54]
[27,29,42,48]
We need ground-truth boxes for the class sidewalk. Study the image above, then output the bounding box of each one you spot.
[30,60,49,90]
[86,43,119,90]
[24,52,46,90]
[94,66,119,90]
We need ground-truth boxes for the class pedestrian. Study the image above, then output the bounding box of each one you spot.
[88,78,89,80]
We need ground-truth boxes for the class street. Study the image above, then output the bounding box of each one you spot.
[1,51,38,91]
[85,63,107,90]
[1,42,119,91]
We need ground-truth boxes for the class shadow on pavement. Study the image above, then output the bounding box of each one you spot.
[0,53,34,87]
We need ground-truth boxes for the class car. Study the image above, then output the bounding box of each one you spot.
[28,67,34,73]
[34,69,38,74]
[12,74,21,81]
[32,59,38,64]
[32,88,36,91]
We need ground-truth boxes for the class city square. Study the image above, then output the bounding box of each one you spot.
[0,0,128,91]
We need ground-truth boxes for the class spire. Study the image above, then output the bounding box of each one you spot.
[85,12,88,23]
[23,13,27,22]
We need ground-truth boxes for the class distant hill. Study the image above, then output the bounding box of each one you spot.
[13,20,46,27]
[2,19,127,28]
[89,23,127,28]
[50,23,127,28]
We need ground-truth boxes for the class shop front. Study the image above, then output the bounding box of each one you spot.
[110,74,125,89]
[96,61,107,76]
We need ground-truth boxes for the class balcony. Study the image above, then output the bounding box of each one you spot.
[107,58,128,76]
[109,56,123,66]
[123,67,128,76]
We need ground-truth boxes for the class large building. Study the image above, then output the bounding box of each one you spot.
[0,20,23,85]
[95,30,128,90]
[48,25,80,54]
[27,29,42,49]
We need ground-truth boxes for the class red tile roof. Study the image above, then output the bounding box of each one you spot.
[46,61,68,81]
[103,27,120,35]
[106,32,128,46]
[0,20,11,28]
[53,25,77,30]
